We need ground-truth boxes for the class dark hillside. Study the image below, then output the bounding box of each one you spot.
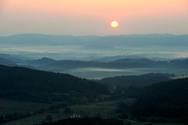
[0,65,108,103]
[131,78,188,122]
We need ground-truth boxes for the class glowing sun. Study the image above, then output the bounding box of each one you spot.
[111,21,119,29]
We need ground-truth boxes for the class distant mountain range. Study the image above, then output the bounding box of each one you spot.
[0,57,16,66]
[1,54,188,79]
[0,34,188,60]
[0,54,26,65]
[23,57,188,70]
[1,34,188,47]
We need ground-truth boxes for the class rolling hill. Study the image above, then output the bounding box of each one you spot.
[0,65,108,103]
[0,57,16,66]
[26,57,188,71]
[131,78,188,122]
[98,73,173,88]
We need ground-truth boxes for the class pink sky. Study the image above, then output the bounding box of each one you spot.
[0,0,188,35]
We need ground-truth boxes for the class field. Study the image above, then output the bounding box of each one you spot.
[71,101,118,117]
[0,99,186,125]
[0,99,49,115]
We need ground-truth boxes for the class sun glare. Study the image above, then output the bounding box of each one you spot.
[111,21,119,29]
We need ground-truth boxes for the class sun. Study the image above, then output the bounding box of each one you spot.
[111,21,119,29]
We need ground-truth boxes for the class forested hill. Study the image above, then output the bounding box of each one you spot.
[131,78,188,122]
[98,73,173,88]
[0,65,108,103]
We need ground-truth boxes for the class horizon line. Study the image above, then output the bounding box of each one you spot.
[0,33,188,37]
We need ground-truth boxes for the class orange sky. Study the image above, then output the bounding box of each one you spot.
[0,0,188,35]
[3,0,188,18]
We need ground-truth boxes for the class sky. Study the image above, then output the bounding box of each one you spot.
[0,0,188,35]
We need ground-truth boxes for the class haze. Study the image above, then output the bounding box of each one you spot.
[0,0,188,35]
